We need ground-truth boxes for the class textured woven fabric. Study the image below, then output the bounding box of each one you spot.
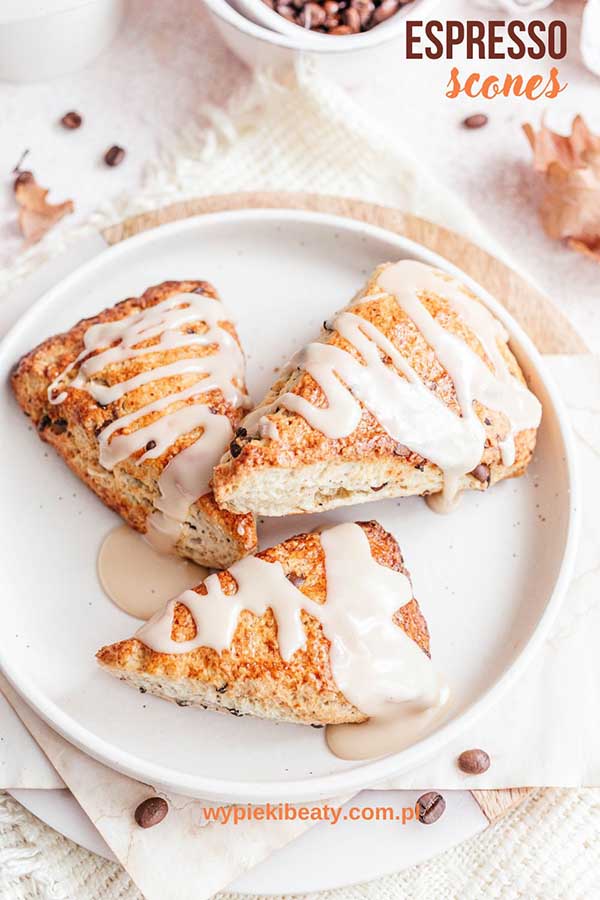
[0,66,595,900]
[3,788,600,900]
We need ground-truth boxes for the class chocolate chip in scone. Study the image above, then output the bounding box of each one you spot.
[416,791,446,824]
[371,482,388,492]
[216,682,229,694]
[60,111,83,130]
[145,439,157,451]
[134,796,168,829]
[230,441,242,458]
[458,748,490,775]
[50,418,68,435]
[393,443,410,457]
[470,463,490,484]
[235,427,247,439]
[38,414,52,432]
[176,699,191,707]
[287,572,306,588]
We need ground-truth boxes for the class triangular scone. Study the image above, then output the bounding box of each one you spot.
[213,261,541,516]
[96,521,432,726]
[11,280,256,568]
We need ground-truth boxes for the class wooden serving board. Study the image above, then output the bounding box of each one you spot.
[104,191,585,824]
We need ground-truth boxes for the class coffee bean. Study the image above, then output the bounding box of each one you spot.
[273,0,411,33]
[372,0,399,24]
[104,145,126,167]
[417,791,446,825]
[276,3,296,18]
[463,114,488,130]
[352,0,374,25]
[343,7,361,31]
[61,111,82,130]
[458,748,490,775]
[470,463,490,484]
[299,2,326,26]
[134,796,168,828]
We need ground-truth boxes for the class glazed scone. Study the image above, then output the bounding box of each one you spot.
[96,521,435,726]
[11,280,256,568]
[213,261,542,517]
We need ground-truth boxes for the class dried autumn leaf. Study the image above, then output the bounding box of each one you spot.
[523,116,600,263]
[14,173,74,247]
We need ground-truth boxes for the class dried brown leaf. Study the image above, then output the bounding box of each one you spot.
[14,174,74,247]
[523,116,600,263]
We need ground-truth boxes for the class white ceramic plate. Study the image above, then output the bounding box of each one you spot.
[9,787,488,894]
[0,210,578,802]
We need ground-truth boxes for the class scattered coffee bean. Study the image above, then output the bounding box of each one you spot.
[134,796,169,829]
[470,463,490,484]
[463,114,488,130]
[416,791,446,825]
[61,111,83,130]
[104,145,126,167]
[458,748,491,775]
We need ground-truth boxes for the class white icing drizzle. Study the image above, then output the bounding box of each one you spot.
[254,261,541,507]
[136,522,445,720]
[48,292,248,550]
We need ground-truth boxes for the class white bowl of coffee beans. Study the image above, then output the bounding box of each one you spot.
[201,0,439,84]
[234,0,416,41]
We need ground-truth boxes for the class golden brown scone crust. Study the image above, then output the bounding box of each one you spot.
[97,521,430,726]
[11,280,256,567]
[212,264,538,516]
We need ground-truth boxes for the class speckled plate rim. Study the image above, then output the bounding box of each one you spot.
[0,209,581,802]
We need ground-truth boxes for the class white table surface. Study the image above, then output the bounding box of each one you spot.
[0,0,598,353]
